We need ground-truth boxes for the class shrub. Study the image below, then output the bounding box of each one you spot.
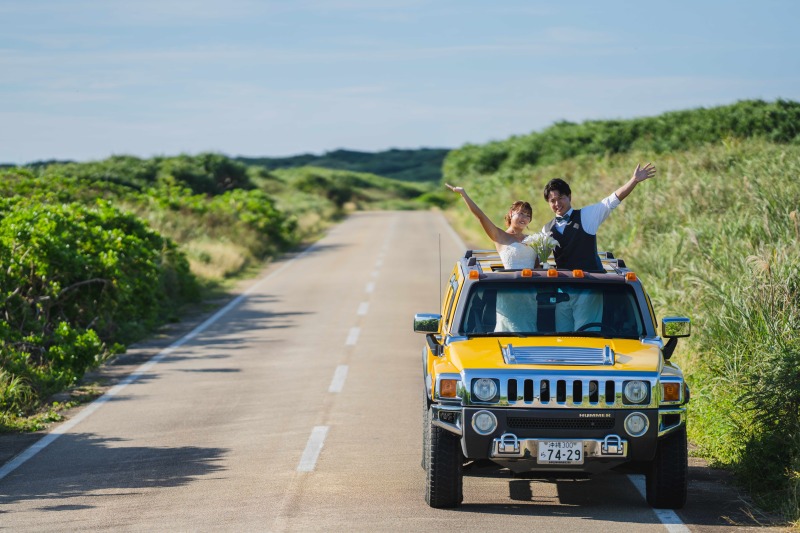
[0,198,198,412]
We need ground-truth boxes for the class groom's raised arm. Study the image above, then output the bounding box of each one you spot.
[614,163,657,201]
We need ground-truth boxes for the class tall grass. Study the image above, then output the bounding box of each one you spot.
[443,138,800,520]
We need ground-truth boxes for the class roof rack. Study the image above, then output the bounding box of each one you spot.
[460,250,631,275]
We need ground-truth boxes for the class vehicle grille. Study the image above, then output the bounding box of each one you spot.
[507,416,615,430]
[505,378,617,406]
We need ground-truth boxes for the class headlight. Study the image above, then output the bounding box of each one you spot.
[472,378,499,402]
[472,410,498,435]
[623,380,649,404]
[624,412,649,437]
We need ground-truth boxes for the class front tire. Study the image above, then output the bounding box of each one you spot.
[422,387,430,470]
[645,425,688,509]
[425,408,463,508]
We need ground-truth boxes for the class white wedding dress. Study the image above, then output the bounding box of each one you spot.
[495,242,538,332]
[499,242,536,269]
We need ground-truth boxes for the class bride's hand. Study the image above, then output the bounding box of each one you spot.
[445,183,464,194]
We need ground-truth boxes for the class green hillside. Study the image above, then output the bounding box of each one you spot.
[442,99,800,521]
[237,147,450,183]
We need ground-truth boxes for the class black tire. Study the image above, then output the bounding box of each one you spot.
[425,407,463,508]
[422,387,430,470]
[645,425,688,509]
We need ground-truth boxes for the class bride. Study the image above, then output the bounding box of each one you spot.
[446,184,538,332]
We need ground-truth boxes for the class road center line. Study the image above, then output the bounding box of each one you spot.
[357,302,369,316]
[345,327,360,346]
[371,270,379,278]
[627,475,690,532]
[328,365,349,393]
[365,281,375,293]
[296,426,330,472]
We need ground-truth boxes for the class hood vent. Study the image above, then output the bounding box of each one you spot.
[502,344,615,366]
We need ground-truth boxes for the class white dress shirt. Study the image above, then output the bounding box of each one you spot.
[543,193,621,236]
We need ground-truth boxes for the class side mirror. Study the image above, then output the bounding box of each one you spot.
[662,316,691,338]
[414,313,442,334]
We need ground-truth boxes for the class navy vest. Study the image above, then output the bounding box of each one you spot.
[545,209,604,272]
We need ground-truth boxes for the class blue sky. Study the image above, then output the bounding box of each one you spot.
[1,0,798,164]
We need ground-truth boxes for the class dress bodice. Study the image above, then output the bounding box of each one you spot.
[499,242,536,269]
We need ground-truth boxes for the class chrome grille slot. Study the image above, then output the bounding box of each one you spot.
[557,380,566,403]
[605,381,616,404]
[508,379,518,402]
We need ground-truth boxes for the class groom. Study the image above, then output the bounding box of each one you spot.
[541,163,656,332]
[542,163,656,272]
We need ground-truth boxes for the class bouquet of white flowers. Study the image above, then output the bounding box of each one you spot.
[523,231,560,267]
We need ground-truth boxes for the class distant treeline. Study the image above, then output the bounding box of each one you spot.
[444,99,800,177]
[237,147,450,183]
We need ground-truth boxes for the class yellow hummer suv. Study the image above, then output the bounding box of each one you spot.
[414,250,690,509]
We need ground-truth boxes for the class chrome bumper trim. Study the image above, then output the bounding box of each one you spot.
[490,433,628,459]
[431,405,463,436]
[657,407,686,437]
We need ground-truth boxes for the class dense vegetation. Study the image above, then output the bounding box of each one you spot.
[442,99,800,522]
[238,147,450,183]
[0,154,434,431]
[445,99,800,177]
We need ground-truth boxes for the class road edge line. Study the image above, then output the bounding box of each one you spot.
[0,242,321,482]
[627,474,690,532]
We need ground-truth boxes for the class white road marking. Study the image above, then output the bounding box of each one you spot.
[365,281,375,293]
[375,258,383,268]
[0,241,324,482]
[357,302,369,316]
[345,327,360,346]
[371,270,379,278]
[328,365,349,393]
[297,426,329,472]
[627,474,690,532]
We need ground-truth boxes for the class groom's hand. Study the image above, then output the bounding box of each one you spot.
[632,163,656,183]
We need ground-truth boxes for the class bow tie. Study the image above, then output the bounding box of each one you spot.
[555,213,570,223]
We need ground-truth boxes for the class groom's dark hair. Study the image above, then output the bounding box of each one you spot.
[543,178,571,200]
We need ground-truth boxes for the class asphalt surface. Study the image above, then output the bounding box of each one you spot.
[0,211,786,531]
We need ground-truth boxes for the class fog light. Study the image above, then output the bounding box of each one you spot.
[472,410,498,435]
[624,412,649,437]
[473,378,498,402]
[624,380,649,404]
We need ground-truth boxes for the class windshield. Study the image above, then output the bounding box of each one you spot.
[460,281,645,338]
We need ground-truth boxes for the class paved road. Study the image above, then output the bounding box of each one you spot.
[0,211,778,531]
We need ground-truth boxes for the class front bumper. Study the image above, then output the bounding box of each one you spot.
[431,404,685,470]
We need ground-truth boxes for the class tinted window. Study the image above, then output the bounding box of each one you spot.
[460,281,644,337]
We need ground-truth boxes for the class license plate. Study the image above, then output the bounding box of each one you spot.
[537,440,584,464]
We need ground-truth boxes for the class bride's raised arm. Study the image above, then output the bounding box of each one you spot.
[445,183,511,245]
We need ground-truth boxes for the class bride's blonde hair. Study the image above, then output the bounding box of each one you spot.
[504,201,532,227]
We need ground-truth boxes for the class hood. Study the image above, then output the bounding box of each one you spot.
[446,336,661,374]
